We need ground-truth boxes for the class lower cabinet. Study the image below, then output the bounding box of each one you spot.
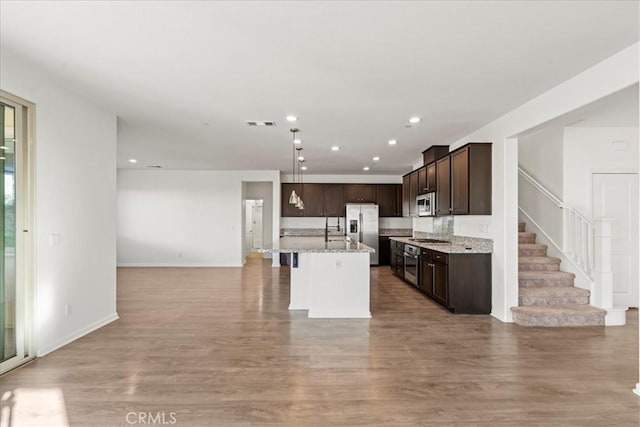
[389,240,404,277]
[419,248,491,314]
[378,236,390,266]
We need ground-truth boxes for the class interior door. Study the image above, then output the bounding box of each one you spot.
[252,204,263,249]
[593,173,639,308]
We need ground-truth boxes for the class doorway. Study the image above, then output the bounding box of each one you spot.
[593,173,639,308]
[244,199,264,258]
[0,92,33,374]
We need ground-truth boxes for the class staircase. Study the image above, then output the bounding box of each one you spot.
[511,221,605,327]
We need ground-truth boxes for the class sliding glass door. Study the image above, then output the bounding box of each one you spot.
[0,94,32,373]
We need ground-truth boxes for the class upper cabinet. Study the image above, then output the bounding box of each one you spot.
[423,145,450,166]
[402,175,410,217]
[344,184,376,203]
[301,183,325,217]
[409,171,419,216]
[426,162,437,193]
[450,143,492,215]
[418,167,428,195]
[323,184,345,216]
[281,183,400,217]
[377,184,402,217]
[435,156,451,216]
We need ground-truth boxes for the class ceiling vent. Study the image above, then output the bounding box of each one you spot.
[246,120,276,126]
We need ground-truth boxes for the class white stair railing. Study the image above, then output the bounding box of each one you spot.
[518,166,622,325]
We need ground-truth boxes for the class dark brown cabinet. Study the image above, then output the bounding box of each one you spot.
[422,145,450,165]
[426,162,437,193]
[390,240,404,276]
[409,171,419,216]
[418,167,428,194]
[378,236,390,266]
[301,183,324,217]
[402,175,410,217]
[435,156,451,216]
[322,184,345,216]
[281,183,304,217]
[450,143,492,215]
[344,184,376,203]
[377,184,402,217]
[419,248,491,314]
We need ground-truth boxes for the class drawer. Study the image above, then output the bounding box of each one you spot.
[432,251,448,264]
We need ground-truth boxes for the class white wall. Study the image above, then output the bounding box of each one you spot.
[519,125,564,197]
[446,43,639,322]
[118,169,280,267]
[1,48,118,356]
[564,127,639,216]
[245,182,273,259]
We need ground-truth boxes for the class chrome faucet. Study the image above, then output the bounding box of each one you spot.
[325,217,341,242]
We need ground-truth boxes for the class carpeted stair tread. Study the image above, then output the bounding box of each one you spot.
[518,243,548,257]
[519,286,590,306]
[518,232,536,243]
[519,270,576,287]
[519,256,561,271]
[518,221,526,232]
[511,305,605,327]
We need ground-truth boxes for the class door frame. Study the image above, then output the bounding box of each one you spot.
[0,90,36,374]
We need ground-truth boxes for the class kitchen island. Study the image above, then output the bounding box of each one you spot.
[265,236,374,318]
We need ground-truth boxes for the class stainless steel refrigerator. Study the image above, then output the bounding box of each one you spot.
[345,203,379,265]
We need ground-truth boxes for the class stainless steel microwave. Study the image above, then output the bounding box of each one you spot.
[417,193,435,216]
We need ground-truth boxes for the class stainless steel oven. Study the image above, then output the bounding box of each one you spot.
[404,244,419,286]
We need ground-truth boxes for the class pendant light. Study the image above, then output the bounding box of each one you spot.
[288,128,300,205]
[295,147,305,209]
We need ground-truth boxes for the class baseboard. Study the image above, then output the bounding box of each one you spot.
[307,311,371,319]
[37,312,119,357]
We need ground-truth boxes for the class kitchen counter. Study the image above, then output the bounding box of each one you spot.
[379,228,412,237]
[264,236,372,319]
[390,236,493,254]
[267,236,374,254]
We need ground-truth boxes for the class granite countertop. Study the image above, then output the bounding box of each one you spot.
[379,229,413,237]
[264,236,375,253]
[390,236,493,254]
[280,228,412,237]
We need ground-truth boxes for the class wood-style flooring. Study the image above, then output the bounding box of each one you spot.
[1,259,639,426]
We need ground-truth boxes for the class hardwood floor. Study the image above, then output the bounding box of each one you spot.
[1,259,639,426]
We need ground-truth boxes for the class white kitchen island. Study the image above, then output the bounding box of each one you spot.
[265,236,374,318]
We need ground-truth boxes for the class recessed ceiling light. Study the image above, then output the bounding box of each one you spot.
[409,116,421,124]
[301,166,308,171]
[373,156,380,161]
[331,146,340,151]
[363,166,370,171]
[129,159,138,163]
[286,115,298,122]
[297,156,305,161]
[388,139,397,145]
[293,139,302,144]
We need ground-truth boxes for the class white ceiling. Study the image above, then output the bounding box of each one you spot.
[1,1,638,174]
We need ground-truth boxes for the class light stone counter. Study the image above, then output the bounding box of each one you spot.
[390,236,493,254]
[266,236,374,254]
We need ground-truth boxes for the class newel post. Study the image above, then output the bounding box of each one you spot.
[593,218,626,326]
